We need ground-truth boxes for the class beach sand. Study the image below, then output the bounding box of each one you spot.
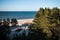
[17,19,34,26]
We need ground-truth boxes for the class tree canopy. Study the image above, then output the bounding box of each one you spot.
[32,7,60,39]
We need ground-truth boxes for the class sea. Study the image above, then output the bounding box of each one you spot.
[0,11,36,19]
[0,11,37,40]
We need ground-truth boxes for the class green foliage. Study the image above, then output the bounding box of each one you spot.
[32,7,60,39]
[11,18,18,26]
[3,19,9,26]
[7,18,10,24]
[0,19,2,26]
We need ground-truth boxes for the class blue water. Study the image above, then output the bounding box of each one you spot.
[0,11,36,40]
[0,11,36,19]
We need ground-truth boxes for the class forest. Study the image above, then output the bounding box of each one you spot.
[30,7,60,40]
[0,7,60,40]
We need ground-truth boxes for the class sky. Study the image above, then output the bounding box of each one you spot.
[0,0,60,11]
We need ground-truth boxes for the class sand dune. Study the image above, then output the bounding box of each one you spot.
[17,19,34,26]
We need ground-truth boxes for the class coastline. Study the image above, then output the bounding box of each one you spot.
[17,18,34,26]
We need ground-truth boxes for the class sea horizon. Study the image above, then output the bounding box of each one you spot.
[0,11,36,19]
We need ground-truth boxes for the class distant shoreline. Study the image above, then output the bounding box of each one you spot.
[17,18,34,20]
[17,18,34,26]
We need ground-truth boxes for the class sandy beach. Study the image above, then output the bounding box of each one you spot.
[17,19,34,26]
